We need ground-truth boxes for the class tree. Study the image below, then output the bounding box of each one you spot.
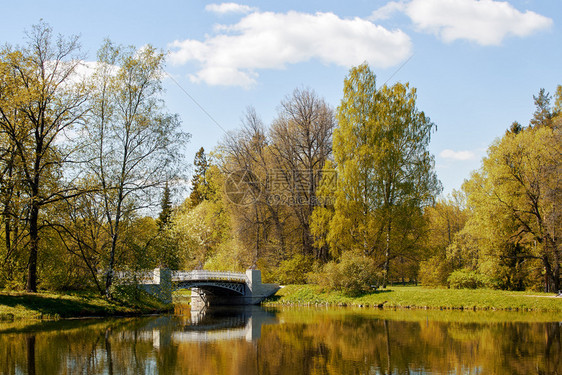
[189,147,208,206]
[158,181,172,229]
[424,191,468,257]
[269,88,335,259]
[219,108,279,268]
[317,63,441,286]
[170,164,235,270]
[86,40,189,296]
[463,125,561,292]
[530,88,553,128]
[0,22,89,291]
[418,192,468,286]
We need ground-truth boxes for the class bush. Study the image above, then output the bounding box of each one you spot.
[447,269,491,289]
[313,252,382,296]
[274,254,314,284]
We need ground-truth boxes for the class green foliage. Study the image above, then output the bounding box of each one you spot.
[447,269,492,290]
[419,256,452,287]
[157,182,172,229]
[273,254,314,284]
[189,147,209,206]
[462,124,561,292]
[204,238,249,272]
[313,252,382,296]
[316,63,441,287]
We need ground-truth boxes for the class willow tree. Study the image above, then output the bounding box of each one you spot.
[319,63,440,286]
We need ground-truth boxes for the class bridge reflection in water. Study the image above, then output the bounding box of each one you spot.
[146,306,278,348]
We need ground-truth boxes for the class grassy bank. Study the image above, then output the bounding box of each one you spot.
[265,285,562,312]
[0,290,172,321]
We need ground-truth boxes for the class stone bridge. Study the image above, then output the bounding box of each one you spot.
[132,268,279,306]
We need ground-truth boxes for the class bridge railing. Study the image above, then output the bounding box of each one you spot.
[172,270,250,286]
[112,270,156,284]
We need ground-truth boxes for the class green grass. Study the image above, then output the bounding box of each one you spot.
[265,285,562,312]
[0,290,172,321]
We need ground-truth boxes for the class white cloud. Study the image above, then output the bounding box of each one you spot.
[372,0,552,45]
[439,149,477,161]
[168,10,412,88]
[205,3,256,15]
[369,1,406,21]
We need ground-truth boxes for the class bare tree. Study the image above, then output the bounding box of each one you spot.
[269,88,335,259]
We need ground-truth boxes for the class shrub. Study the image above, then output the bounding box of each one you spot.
[447,269,490,289]
[314,252,382,296]
[274,254,314,284]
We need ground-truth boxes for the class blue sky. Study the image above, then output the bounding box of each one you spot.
[2,0,560,195]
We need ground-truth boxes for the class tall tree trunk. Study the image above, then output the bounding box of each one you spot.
[550,237,560,292]
[104,157,125,297]
[383,221,391,288]
[105,212,121,298]
[543,255,553,293]
[26,202,39,292]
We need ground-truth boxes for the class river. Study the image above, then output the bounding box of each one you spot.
[0,305,560,374]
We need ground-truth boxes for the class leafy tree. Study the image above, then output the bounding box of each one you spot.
[85,40,189,296]
[171,164,234,270]
[0,22,89,291]
[316,63,441,286]
[418,192,468,286]
[463,125,560,292]
[48,189,108,293]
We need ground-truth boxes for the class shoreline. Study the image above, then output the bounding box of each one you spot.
[1,284,561,322]
[263,285,562,312]
[0,290,173,321]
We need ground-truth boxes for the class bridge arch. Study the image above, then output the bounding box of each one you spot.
[175,280,246,296]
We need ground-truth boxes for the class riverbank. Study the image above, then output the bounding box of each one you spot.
[265,285,562,312]
[0,290,172,320]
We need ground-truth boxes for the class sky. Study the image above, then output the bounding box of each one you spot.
[1,0,560,196]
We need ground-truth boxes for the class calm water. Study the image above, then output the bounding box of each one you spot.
[0,306,560,374]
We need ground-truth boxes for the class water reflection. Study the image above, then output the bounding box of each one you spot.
[148,305,278,345]
[0,307,560,374]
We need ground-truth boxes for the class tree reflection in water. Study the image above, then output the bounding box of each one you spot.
[0,307,559,374]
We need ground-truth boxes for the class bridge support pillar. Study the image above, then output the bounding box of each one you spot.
[153,268,172,304]
[190,287,207,309]
[246,269,261,289]
[186,269,279,308]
